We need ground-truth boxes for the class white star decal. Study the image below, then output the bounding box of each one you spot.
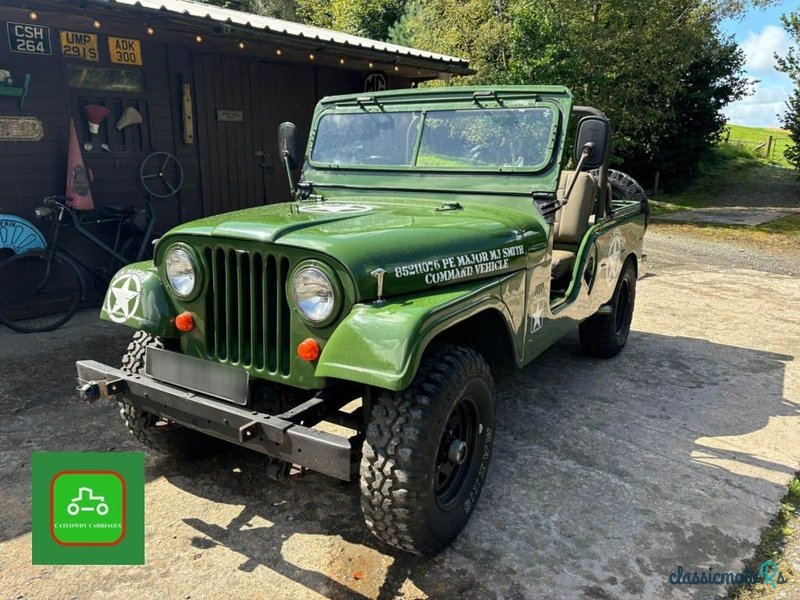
[105,272,142,323]
[605,231,624,286]
[529,298,547,334]
[298,203,373,214]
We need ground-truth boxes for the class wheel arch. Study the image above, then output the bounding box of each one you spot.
[316,274,524,391]
[425,307,517,368]
[624,251,639,277]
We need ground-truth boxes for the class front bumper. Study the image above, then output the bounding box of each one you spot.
[75,360,356,481]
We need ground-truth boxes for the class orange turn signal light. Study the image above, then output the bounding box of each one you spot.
[297,338,321,361]
[175,311,195,332]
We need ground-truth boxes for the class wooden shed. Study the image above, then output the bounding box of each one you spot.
[0,0,468,268]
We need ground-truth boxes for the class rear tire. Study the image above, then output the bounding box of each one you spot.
[360,345,496,554]
[579,259,636,358]
[120,331,224,459]
[0,250,82,333]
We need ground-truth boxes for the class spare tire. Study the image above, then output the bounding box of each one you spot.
[591,169,649,226]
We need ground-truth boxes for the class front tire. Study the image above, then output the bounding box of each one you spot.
[119,331,223,459]
[360,345,496,554]
[579,259,637,358]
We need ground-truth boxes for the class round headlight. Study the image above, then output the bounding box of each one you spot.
[292,266,335,323]
[165,247,196,298]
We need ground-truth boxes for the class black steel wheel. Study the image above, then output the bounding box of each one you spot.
[434,394,480,509]
[0,250,83,333]
[360,345,496,555]
[579,259,637,358]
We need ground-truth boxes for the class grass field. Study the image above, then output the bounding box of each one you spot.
[724,124,794,168]
[650,135,800,247]
[650,143,764,213]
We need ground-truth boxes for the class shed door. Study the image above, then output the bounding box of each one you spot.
[192,53,316,216]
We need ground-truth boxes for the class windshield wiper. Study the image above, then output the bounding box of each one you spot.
[356,96,381,109]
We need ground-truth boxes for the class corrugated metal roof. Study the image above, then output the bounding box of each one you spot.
[99,0,469,70]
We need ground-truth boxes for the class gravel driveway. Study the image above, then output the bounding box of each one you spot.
[1,233,798,600]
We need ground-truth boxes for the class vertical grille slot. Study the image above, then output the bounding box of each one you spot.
[252,253,263,369]
[226,250,238,362]
[279,257,291,376]
[265,254,278,372]
[202,244,291,375]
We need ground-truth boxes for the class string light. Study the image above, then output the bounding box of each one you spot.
[238,40,245,49]
[92,19,101,29]
[28,10,38,21]
[195,34,203,43]
[368,62,374,69]
[339,57,345,65]
[146,26,155,35]
[308,53,315,60]
[394,65,399,72]
[276,48,283,56]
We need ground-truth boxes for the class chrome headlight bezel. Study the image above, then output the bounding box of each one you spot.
[289,262,341,327]
[164,244,201,300]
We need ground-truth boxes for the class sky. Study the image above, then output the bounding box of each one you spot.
[721,1,799,128]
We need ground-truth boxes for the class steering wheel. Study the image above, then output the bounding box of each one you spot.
[139,152,184,198]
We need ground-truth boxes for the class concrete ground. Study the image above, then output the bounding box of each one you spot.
[1,235,799,600]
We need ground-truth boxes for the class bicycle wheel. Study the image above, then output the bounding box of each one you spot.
[0,250,83,333]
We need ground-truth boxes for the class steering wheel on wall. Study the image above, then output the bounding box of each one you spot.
[139,152,184,198]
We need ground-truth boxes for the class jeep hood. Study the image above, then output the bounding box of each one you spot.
[161,198,547,299]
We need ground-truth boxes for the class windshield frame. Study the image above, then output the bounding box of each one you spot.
[307,98,563,174]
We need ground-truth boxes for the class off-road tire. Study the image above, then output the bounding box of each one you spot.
[119,330,223,459]
[360,345,496,554]
[579,259,636,358]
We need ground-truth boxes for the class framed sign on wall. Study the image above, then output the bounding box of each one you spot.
[108,37,142,66]
[7,22,52,55]
[60,31,99,62]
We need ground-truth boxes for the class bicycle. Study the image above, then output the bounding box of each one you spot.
[0,152,183,333]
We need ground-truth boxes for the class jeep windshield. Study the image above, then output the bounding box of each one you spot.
[310,106,556,171]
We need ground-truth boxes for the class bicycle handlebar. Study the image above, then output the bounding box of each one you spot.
[44,195,72,208]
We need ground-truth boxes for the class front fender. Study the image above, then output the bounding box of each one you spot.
[100,262,178,336]
[315,272,523,391]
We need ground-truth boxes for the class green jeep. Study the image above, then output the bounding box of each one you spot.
[77,86,648,554]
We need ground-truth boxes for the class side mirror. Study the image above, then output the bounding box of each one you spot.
[278,122,299,170]
[574,116,611,170]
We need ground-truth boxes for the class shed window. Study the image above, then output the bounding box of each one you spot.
[67,65,143,93]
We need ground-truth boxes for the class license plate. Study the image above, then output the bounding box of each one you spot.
[145,347,249,405]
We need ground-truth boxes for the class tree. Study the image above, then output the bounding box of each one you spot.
[776,10,800,170]
[296,0,408,40]
[402,0,751,187]
[197,0,297,20]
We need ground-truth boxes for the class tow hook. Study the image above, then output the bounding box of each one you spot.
[78,382,101,403]
[77,378,126,403]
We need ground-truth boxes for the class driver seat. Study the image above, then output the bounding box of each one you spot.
[551,171,597,281]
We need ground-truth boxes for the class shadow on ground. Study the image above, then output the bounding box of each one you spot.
[136,330,797,599]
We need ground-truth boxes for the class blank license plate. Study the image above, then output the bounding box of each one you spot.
[145,347,249,405]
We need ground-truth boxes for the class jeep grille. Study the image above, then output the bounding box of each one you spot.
[201,246,292,375]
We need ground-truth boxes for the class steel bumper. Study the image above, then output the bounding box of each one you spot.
[76,360,355,481]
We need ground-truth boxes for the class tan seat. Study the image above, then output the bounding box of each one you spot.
[551,249,577,280]
[551,171,597,280]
